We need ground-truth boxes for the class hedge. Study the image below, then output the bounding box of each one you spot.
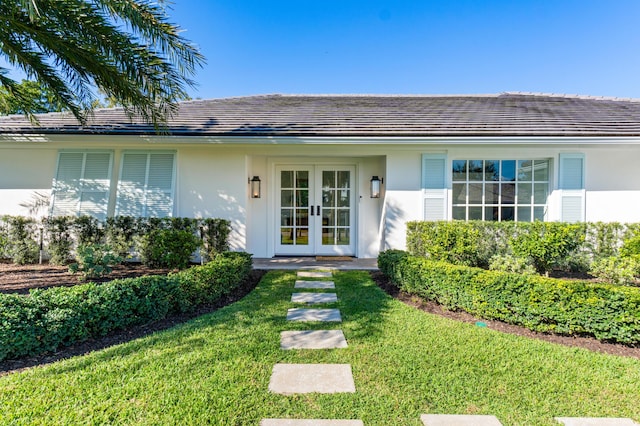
[0,251,253,361]
[378,250,640,345]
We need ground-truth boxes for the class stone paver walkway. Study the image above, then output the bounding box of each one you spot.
[421,414,503,425]
[261,420,364,426]
[286,308,342,322]
[294,280,335,289]
[281,330,348,349]
[297,271,333,278]
[268,363,356,394]
[291,292,338,304]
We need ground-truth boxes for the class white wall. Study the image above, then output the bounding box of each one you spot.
[0,148,57,216]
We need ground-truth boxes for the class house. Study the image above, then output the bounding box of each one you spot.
[1,92,639,259]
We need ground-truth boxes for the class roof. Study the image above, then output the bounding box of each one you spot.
[2,92,640,137]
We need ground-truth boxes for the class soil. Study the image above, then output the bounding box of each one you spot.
[371,271,640,360]
[1,264,638,376]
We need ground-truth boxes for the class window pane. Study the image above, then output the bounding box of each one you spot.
[281,228,293,245]
[485,183,499,204]
[281,209,293,226]
[322,209,335,227]
[517,183,532,204]
[485,206,499,221]
[468,160,483,181]
[501,183,515,204]
[337,209,350,226]
[295,190,308,207]
[296,171,309,189]
[485,160,500,181]
[337,171,350,188]
[517,160,533,181]
[534,160,549,181]
[501,160,516,181]
[337,229,349,245]
[534,183,548,204]
[323,171,335,188]
[322,228,335,245]
[534,206,545,221]
[337,190,350,207]
[501,207,515,221]
[322,190,334,207]
[452,160,467,181]
[452,183,467,204]
[296,209,308,226]
[296,228,309,245]
[468,183,482,204]
[281,190,293,207]
[281,171,293,188]
[469,206,482,220]
[517,206,532,222]
[452,206,466,220]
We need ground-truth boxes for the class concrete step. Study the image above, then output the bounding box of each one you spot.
[291,292,338,304]
[281,330,348,350]
[286,308,342,322]
[268,363,356,394]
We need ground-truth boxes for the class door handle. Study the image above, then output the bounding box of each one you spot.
[310,206,314,216]
[317,205,321,216]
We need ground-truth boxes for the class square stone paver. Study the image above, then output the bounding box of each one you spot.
[261,420,363,426]
[294,280,335,289]
[555,418,640,426]
[297,271,333,278]
[268,363,355,394]
[281,330,348,349]
[286,308,342,322]
[291,292,338,304]
[421,414,504,426]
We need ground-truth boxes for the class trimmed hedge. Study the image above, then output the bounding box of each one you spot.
[0,251,253,361]
[378,250,640,345]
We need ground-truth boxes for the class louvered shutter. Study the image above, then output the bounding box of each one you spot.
[422,154,447,220]
[559,154,585,222]
[78,153,112,220]
[116,152,175,217]
[51,152,83,216]
[51,152,112,218]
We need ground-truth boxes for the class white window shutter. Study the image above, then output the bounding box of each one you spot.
[422,154,447,221]
[51,152,113,218]
[116,152,175,217]
[559,154,585,222]
[78,153,112,220]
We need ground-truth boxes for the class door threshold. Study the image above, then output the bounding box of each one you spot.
[315,256,353,261]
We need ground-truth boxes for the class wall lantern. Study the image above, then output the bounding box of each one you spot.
[249,176,261,198]
[370,176,383,198]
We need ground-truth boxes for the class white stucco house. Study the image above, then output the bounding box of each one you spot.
[1,92,639,259]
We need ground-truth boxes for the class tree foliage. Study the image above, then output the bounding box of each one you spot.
[0,0,205,127]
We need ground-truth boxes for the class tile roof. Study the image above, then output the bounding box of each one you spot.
[2,92,640,137]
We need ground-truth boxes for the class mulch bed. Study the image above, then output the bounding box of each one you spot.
[371,271,640,359]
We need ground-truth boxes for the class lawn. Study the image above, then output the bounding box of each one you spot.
[1,270,639,425]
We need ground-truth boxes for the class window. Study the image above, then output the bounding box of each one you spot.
[116,152,176,217]
[451,159,549,222]
[51,151,113,220]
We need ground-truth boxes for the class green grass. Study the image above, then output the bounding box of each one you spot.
[1,270,640,425]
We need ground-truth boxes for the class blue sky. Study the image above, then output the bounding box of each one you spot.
[168,0,640,99]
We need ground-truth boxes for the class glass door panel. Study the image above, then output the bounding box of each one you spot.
[276,167,313,255]
[316,166,355,255]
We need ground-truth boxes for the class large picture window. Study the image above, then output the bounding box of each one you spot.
[116,151,176,217]
[451,159,549,222]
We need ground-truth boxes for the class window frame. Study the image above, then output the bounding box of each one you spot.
[450,158,551,222]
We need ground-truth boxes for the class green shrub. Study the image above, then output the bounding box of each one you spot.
[69,244,122,281]
[590,256,639,286]
[378,251,640,345]
[105,216,138,258]
[620,234,640,259]
[137,229,201,269]
[0,251,252,361]
[5,216,39,264]
[73,215,104,245]
[43,216,74,265]
[200,218,231,261]
[488,254,536,275]
[510,222,585,275]
[406,221,481,266]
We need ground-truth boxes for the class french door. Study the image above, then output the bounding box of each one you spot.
[275,165,356,256]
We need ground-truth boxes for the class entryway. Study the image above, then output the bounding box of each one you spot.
[275,165,356,256]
